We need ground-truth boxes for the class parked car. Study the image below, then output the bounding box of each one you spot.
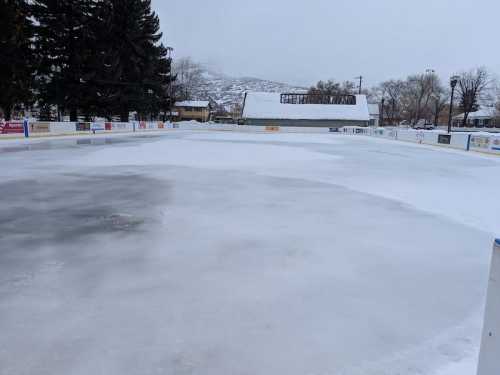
[413,119,435,130]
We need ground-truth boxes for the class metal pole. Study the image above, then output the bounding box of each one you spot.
[448,76,459,134]
[447,85,455,134]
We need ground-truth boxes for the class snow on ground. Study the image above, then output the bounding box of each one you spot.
[0,131,498,375]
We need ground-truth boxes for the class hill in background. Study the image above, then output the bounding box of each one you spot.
[190,68,306,108]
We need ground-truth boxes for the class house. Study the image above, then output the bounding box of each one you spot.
[241,92,370,128]
[368,103,380,127]
[452,107,500,130]
[174,101,211,122]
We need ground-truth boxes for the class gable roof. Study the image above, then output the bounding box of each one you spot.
[175,101,210,108]
[242,92,370,121]
[453,107,498,120]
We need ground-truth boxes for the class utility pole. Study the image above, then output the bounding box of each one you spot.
[355,76,363,94]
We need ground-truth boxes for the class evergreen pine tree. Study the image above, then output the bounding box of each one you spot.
[0,0,36,121]
[99,0,173,121]
[32,0,96,121]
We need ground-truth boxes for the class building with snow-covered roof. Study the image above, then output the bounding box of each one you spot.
[241,92,370,128]
[174,101,211,122]
[452,107,500,130]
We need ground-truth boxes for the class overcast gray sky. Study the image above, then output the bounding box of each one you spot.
[153,0,500,87]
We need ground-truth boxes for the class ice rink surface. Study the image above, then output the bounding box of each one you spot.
[1,131,499,375]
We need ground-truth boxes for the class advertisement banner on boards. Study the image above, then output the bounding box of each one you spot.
[30,122,50,133]
[91,122,105,132]
[76,122,91,131]
[438,134,451,145]
[1,121,24,134]
[111,122,130,130]
[470,135,490,149]
[491,137,500,151]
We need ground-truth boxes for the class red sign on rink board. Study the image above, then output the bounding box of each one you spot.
[0,121,24,134]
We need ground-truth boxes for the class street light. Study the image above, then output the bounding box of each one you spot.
[447,75,460,134]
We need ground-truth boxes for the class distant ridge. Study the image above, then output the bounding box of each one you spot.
[190,67,306,108]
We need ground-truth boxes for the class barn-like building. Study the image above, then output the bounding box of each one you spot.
[241,92,370,128]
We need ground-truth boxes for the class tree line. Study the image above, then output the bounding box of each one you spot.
[308,68,498,127]
[0,0,173,122]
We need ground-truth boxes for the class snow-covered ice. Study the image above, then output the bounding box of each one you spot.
[0,130,498,375]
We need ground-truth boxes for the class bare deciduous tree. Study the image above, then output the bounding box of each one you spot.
[307,80,356,97]
[376,72,444,126]
[230,103,242,120]
[172,57,204,101]
[379,79,405,125]
[404,73,438,125]
[430,89,449,126]
[457,67,490,127]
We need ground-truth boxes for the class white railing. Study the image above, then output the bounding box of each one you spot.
[0,120,172,137]
[4,122,500,156]
[2,121,341,137]
[358,127,500,156]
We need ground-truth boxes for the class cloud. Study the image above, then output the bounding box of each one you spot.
[154,0,500,87]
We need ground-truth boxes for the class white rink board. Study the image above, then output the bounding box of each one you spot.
[49,122,77,133]
[477,240,500,375]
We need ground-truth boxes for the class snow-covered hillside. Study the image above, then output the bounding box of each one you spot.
[191,69,306,107]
